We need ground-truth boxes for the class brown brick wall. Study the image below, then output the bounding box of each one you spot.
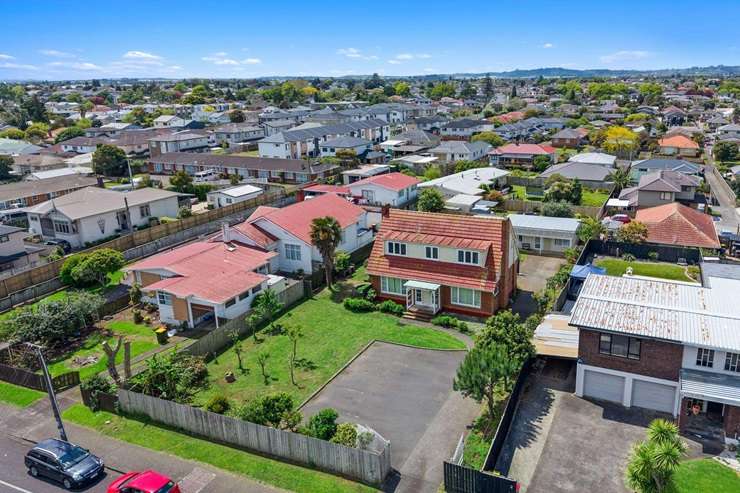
[139,271,162,287]
[725,404,740,441]
[578,329,683,381]
[172,296,189,323]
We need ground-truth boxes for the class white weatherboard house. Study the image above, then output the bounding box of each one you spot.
[508,214,581,254]
[26,187,184,248]
[207,184,263,209]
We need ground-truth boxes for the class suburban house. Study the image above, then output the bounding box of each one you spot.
[618,169,700,209]
[439,119,491,138]
[406,115,450,132]
[300,172,420,207]
[571,274,740,445]
[539,161,614,188]
[217,193,375,275]
[319,136,372,157]
[0,137,43,155]
[427,140,491,163]
[206,184,263,209]
[341,164,391,184]
[125,236,284,329]
[0,224,43,273]
[26,187,186,248]
[148,131,210,157]
[418,166,509,198]
[630,158,702,181]
[567,152,617,167]
[148,152,339,184]
[489,143,556,168]
[367,209,518,319]
[551,128,588,148]
[508,214,581,254]
[657,135,701,158]
[153,115,187,128]
[212,123,264,144]
[12,154,67,175]
[635,203,720,250]
[0,175,98,210]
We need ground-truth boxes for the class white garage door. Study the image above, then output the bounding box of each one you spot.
[583,370,625,404]
[631,380,676,414]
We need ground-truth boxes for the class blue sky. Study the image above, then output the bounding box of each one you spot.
[1,0,739,80]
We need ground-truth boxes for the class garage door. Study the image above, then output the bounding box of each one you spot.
[631,380,676,414]
[583,370,624,404]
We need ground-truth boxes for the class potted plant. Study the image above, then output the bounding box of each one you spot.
[154,326,168,345]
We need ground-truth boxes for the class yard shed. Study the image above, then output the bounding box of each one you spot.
[508,214,581,254]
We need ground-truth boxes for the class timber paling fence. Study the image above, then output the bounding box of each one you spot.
[117,389,392,485]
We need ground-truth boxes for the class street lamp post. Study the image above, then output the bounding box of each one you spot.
[27,343,68,442]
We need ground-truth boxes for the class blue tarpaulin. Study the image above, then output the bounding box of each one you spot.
[570,263,607,280]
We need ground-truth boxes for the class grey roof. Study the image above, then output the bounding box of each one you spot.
[700,262,740,287]
[213,123,262,133]
[508,214,581,234]
[418,167,509,195]
[552,128,584,139]
[568,152,616,166]
[635,169,699,192]
[631,158,701,175]
[321,136,371,148]
[26,187,183,221]
[442,118,486,129]
[149,131,207,142]
[569,274,740,352]
[680,368,740,406]
[0,224,24,235]
[0,175,98,203]
[0,138,43,155]
[428,140,491,155]
[259,119,386,144]
[539,161,612,182]
[150,152,337,175]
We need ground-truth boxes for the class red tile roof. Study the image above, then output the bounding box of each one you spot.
[658,135,700,149]
[492,111,525,123]
[367,209,509,291]
[636,203,720,249]
[491,143,556,155]
[350,172,421,191]
[127,241,277,303]
[245,192,366,245]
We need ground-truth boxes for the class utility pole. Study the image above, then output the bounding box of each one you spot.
[126,158,135,190]
[28,343,68,442]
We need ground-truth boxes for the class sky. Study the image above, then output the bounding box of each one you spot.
[1,0,739,80]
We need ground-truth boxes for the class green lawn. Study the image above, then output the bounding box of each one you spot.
[63,404,376,493]
[511,185,544,201]
[594,258,696,282]
[233,150,260,157]
[194,287,466,407]
[674,459,740,492]
[0,381,45,407]
[580,189,610,207]
[46,320,158,380]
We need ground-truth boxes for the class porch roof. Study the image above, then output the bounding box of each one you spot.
[680,368,740,407]
[404,280,440,291]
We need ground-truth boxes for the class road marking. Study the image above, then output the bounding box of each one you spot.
[0,479,33,493]
[178,467,216,493]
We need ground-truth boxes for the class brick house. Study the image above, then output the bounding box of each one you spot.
[571,274,740,445]
[366,210,518,319]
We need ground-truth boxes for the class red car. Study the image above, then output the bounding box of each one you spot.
[107,470,180,493]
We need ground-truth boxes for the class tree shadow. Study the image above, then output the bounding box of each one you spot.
[294,358,317,371]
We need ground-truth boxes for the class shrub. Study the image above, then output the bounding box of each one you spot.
[334,251,351,274]
[234,392,296,428]
[357,431,374,450]
[432,315,457,328]
[205,394,231,415]
[128,352,207,403]
[129,283,142,305]
[330,423,358,447]
[355,283,376,301]
[343,297,376,313]
[80,374,116,411]
[377,300,404,316]
[132,308,143,324]
[59,254,84,285]
[622,253,636,262]
[142,315,152,325]
[177,206,192,219]
[63,248,125,287]
[647,251,659,261]
[307,408,339,441]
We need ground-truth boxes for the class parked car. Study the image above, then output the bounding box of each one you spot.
[107,470,181,493]
[611,214,631,224]
[43,238,72,253]
[25,438,104,489]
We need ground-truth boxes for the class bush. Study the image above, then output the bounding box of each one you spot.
[62,248,124,287]
[205,394,231,415]
[334,251,351,274]
[377,300,404,316]
[177,206,192,219]
[355,283,376,301]
[132,308,143,324]
[59,254,84,285]
[234,392,296,428]
[330,423,358,447]
[622,253,636,262]
[307,408,339,440]
[343,297,376,313]
[128,352,207,403]
[432,314,471,334]
[80,374,116,411]
[647,251,659,261]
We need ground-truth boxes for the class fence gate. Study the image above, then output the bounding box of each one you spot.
[443,462,517,493]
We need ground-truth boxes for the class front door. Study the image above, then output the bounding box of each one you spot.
[406,288,414,308]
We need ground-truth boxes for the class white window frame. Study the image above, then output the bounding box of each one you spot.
[425,246,439,260]
[457,249,480,265]
[387,241,407,256]
[553,238,570,248]
[157,292,172,306]
[725,352,740,373]
[696,348,715,368]
[285,243,302,261]
[139,204,151,218]
[53,221,71,234]
[450,287,481,308]
[380,276,405,295]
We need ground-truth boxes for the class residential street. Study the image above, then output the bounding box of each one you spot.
[704,155,739,234]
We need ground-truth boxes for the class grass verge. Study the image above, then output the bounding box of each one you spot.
[0,380,45,407]
[63,404,376,493]
[674,458,740,492]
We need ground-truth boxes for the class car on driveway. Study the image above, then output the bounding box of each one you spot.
[25,438,104,489]
[107,470,181,493]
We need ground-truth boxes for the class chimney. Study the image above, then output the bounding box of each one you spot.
[221,222,231,242]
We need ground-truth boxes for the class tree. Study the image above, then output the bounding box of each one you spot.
[422,166,442,181]
[54,126,85,144]
[335,149,359,166]
[533,154,551,172]
[251,289,283,332]
[454,160,488,173]
[471,131,505,148]
[128,283,142,305]
[625,419,687,493]
[92,144,128,177]
[0,155,13,180]
[24,123,49,142]
[483,76,494,98]
[417,188,445,212]
[453,344,520,426]
[229,173,241,186]
[714,141,739,163]
[229,109,245,123]
[229,329,245,373]
[286,325,303,386]
[602,126,640,158]
[578,216,606,243]
[102,335,129,385]
[617,221,649,244]
[170,170,193,192]
[257,350,270,385]
[310,216,343,288]
[427,82,456,100]
[607,166,633,192]
[393,81,410,97]
[69,249,125,287]
[0,128,25,140]
[541,201,574,218]
[476,310,536,361]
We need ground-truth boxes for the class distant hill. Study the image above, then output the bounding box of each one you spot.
[454,65,740,78]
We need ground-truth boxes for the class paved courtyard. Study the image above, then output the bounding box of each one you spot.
[300,341,478,493]
[512,254,566,318]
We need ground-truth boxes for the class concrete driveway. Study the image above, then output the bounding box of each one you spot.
[300,341,477,493]
[512,255,566,319]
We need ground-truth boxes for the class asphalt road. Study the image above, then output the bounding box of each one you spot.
[704,153,739,234]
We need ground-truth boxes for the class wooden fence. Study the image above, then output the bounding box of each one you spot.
[118,389,391,485]
[0,362,79,392]
[443,462,517,493]
[183,280,306,359]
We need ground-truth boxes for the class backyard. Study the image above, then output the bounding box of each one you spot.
[193,285,466,407]
[594,258,699,283]
[510,185,609,207]
[673,458,740,492]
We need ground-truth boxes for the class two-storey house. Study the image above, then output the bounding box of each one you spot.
[367,210,518,319]
[618,169,700,209]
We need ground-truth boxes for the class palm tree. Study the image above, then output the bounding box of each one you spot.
[607,166,632,193]
[310,216,342,288]
[625,419,687,493]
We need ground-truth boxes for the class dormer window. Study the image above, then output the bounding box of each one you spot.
[457,249,479,265]
[387,241,406,256]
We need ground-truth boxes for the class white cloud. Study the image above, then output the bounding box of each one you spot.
[423,68,437,73]
[417,53,432,59]
[600,50,651,64]
[202,52,261,66]
[242,58,262,65]
[0,62,38,70]
[123,50,162,60]
[337,48,378,61]
[49,61,103,71]
[543,43,554,49]
[387,59,402,65]
[39,49,75,58]
[395,53,414,60]
[390,53,433,63]
[0,54,15,60]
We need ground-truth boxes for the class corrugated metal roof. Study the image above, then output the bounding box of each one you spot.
[569,275,740,352]
[680,369,740,406]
